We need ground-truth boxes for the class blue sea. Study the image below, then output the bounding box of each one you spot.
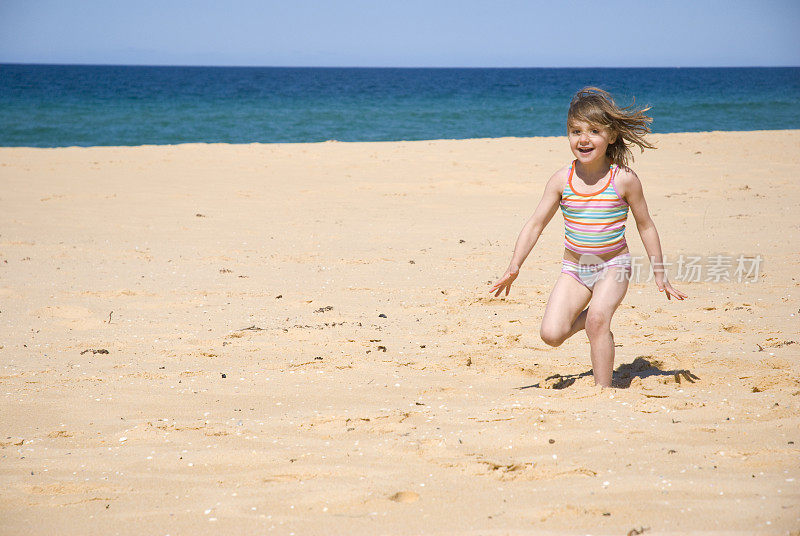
[1,65,799,147]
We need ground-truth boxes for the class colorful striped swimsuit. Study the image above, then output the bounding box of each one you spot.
[560,161,629,256]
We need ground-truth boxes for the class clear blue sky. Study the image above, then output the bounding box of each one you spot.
[1,0,798,67]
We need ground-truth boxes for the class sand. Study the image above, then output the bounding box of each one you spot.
[1,131,798,535]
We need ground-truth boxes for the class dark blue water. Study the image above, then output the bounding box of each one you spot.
[1,64,799,147]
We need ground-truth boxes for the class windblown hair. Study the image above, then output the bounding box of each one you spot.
[567,87,655,168]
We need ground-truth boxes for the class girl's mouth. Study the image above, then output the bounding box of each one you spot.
[578,147,593,154]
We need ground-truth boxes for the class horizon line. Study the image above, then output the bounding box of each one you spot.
[2,61,799,70]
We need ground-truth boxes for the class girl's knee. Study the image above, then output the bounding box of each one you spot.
[539,325,565,347]
[585,311,611,335]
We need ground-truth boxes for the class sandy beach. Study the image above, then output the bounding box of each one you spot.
[1,130,799,535]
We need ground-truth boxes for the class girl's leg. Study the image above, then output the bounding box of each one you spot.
[540,273,592,347]
[584,266,630,386]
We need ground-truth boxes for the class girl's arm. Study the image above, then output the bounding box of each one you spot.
[490,171,564,297]
[619,169,688,301]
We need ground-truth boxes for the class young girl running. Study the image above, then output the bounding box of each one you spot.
[490,87,687,387]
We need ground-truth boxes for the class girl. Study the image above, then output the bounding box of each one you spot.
[489,87,687,388]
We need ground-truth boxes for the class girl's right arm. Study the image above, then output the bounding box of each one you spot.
[490,170,565,297]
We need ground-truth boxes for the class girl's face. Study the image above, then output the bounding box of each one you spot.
[568,120,617,165]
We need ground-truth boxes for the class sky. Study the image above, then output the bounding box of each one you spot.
[1,0,798,68]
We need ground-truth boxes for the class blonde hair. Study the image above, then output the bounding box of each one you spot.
[567,87,655,168]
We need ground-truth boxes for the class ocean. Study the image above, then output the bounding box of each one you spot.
[1,65,799,147]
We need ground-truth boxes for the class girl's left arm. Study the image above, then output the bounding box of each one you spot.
[620,169,688,301]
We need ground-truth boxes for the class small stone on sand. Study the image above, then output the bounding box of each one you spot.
[389,491,420,503]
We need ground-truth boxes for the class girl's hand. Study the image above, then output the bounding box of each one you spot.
[489,269,519,297]
[656,278,688,301]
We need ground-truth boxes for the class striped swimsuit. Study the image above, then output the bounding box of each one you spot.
[560,161,631,290]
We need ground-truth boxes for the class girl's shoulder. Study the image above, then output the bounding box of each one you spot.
[538,165,571,199]
[545,165,572,197]
[548,164,573,189]
[612,164,641,197]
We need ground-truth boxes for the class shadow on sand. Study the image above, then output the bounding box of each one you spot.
[517,356,700,390]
